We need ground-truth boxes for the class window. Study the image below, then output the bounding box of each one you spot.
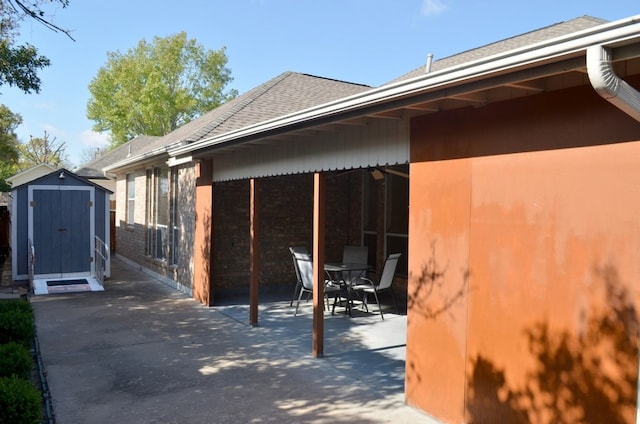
[126,174,135,225]
[145,170,153,256]
[385,169,409,276]
[155,167,169,260]
[146,167,177,264]
[362,165,409,276]
[170,168,180,266]
[362,171,379,269]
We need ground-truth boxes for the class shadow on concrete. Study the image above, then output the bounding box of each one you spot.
[30,255,432,423]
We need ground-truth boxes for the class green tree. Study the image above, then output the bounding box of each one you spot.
[87,32,237,147]
[0,0,72,94]
[0,104,22,191]
[18,130,68,170]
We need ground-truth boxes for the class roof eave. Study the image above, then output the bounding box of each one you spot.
[169,14,640,158]
[103,140,188,173]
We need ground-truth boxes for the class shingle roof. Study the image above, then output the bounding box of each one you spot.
[75,135,160,178]
[107,16,611,170]
[385,15,607,85]
[123,72,371,160]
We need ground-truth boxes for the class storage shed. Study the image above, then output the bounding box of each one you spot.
[10,169,111,293]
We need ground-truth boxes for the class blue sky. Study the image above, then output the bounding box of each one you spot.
[2,0,639,167]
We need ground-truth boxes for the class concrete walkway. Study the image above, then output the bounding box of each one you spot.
[30,255,437,423]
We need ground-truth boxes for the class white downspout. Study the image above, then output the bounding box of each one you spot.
[587,44,640,424]
[587,45,640,122]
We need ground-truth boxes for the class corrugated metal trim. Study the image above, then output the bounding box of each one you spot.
[210,119,409,181]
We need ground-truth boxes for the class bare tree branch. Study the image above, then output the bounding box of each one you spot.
[6,0,75,41]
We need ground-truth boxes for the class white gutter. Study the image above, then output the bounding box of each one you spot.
[103,139,188,173]
[170,15,640,157]
[587,44,640,122]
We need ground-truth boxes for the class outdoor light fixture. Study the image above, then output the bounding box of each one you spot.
[59,172,65,179]
[370,169,385,181]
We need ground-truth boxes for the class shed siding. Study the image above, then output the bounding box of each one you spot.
[13,186,29,278]
[11,171,110,281]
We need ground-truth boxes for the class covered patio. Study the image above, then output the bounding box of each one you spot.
[194,165,410,358]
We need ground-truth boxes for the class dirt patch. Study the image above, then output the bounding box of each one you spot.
[0,253,29,297]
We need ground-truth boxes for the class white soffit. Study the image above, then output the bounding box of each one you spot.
[210,118,409,181]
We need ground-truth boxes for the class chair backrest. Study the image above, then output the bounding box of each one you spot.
[289,246,308,283]
[342,245,368,284]
[377,253,401,290]
[342,245,368,264]
[293,252,314,290]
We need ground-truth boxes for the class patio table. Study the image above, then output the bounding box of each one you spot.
[324,262,370,316]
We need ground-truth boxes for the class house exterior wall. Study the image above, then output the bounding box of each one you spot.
[211,179,250,293]
[199,172,364,302]
[406,81,640,423]
[115,162,197,293]
[115,161,365,304]
[115,169,149,267]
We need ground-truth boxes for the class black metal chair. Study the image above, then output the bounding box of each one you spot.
[288,246,308,307]
[293,251,342,316]
[351,253,401,320]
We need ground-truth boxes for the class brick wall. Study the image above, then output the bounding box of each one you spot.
[115,164,197,287]
[115,170,148,266]
[212,179,250,291]
[114,166,379,300]
[211,172,364,293]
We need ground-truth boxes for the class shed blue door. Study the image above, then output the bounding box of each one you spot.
[32,189,91,276]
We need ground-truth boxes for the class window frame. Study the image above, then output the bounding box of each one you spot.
[362,165,409,277]
[126,173,135,226]
[145,166,174,263]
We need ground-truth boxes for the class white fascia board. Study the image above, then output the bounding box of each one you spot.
[103,140,187,173]
[169,15,640,158]
[167,155,193,167]
[102,149,167,173]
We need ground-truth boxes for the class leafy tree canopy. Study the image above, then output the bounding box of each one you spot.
[0,0,72,94]
[0,104,21,191]
[87,32,238,147]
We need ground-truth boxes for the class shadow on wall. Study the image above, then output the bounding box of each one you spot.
[405,240,470,399]
[198,208,212,306]
[407,240,469,322]
[466,264,639,423]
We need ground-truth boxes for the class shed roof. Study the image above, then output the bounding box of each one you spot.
[12,168,113,193]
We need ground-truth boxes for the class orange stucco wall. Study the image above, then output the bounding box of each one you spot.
[407,83,640,423]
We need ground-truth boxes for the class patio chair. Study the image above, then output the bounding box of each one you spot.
[351,253,401,320]
[341,245,368,285]
[293,251,342,316]
[289,246,308,307]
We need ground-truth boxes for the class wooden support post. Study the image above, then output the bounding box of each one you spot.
[249,178,260,326]
[312,172,325,357]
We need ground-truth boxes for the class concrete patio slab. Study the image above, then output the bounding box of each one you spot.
[30,255,438,423]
